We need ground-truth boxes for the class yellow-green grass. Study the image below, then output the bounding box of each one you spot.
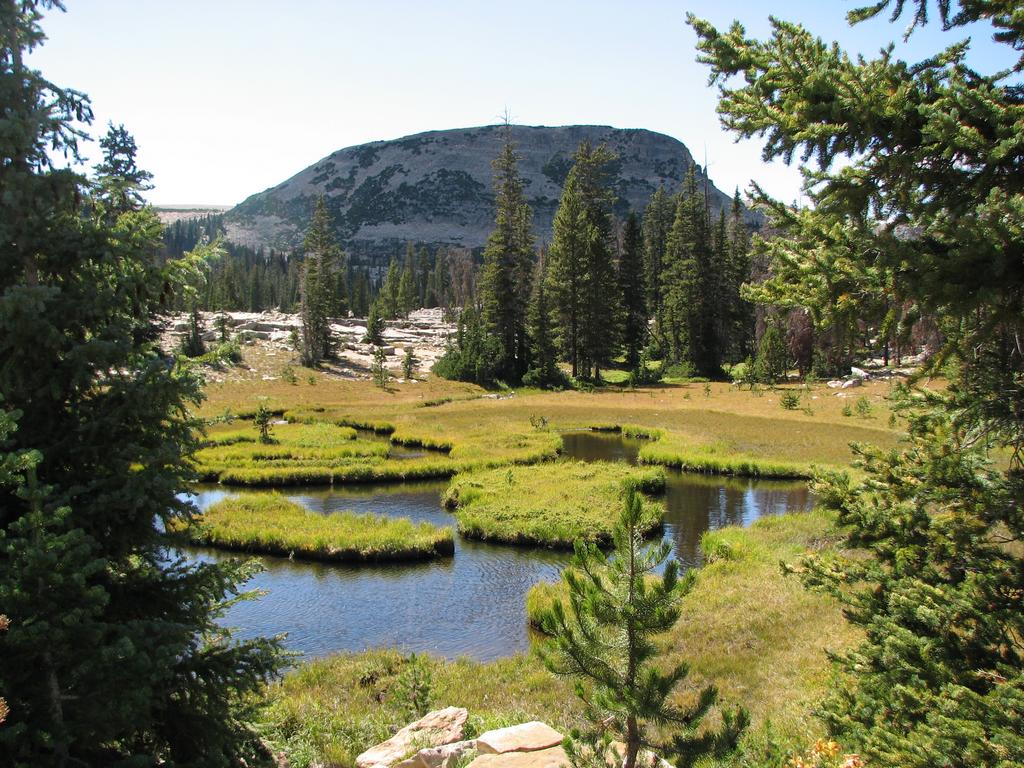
[197,363,903,483]
[525,509,859,748]
[443,461,666,547]
[173,494,454,562]
[638,435,815,478]
[258,509,856,767]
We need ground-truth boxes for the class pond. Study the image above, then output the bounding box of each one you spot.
[184,432,812,662]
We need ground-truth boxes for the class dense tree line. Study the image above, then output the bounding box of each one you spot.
[437,132,757,387]
[163,214,470,320]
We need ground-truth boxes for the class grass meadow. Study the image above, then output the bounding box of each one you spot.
[173,493,454,562]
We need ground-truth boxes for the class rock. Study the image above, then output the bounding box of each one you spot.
[606,742,674,768]
[466,747,568,768]
[356,707,468,768]
[395,740,478,768]
[841,378,862,389]
[826,380,843,389]
[476,722,564,755]
[850,366,868,379]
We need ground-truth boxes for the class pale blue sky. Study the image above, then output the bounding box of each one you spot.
[29,1,1016,206]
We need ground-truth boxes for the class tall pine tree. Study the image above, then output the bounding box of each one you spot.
[619,212,647,370]
[480,126,535,383]
[548,141,619,380]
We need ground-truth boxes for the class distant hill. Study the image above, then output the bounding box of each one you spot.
[223,124,754,262]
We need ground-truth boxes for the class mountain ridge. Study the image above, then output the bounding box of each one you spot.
[223,124,752,262]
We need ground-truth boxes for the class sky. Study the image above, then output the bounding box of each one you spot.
[28,1,1017,207]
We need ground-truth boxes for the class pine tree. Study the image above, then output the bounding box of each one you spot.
[660,168,725,377]
[548,141,619,380]
[539,488,743,768]
[524,248,564,388]
[691,2,1024,764]
[298,197,339,366]
[0,6,282,764]
[641,186,674,326]
[398,243,418,317]
[94,122,153,214]
[379,258,401,319]
[363,298,385,345]
[619,212,647,371]
[480,126,536,383]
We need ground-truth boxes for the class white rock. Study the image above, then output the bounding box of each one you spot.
[356,707,469,768]
[466,747,568,768]
[476,722,564,755]
[841,378,862,389]
[850,366,868,379]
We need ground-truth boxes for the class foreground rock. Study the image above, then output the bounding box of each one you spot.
[356,707,468,768]
[476,723,565,754]
[356,712,675,768]
[466,747,569,768]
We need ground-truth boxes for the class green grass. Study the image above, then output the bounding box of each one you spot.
[443,461,666,547]
[638,436,815,479]
[173,494,454,562]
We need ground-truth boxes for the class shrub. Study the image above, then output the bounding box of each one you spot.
[780,391,800,410]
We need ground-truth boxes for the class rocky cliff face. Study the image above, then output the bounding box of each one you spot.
[223,124,748,262]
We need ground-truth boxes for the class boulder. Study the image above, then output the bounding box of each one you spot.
[466,747,569,768]
[476,722,564,755]
[395,739,478,768]
[356,707,468,768]
[826,380,843,389]
[850,366,868,379]
[841,378,862,389]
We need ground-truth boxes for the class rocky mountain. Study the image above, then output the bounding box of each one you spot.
[223,124,752,261]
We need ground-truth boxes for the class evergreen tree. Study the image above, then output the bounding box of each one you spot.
[398,243,418,317]
[618,212,647,371]
[298,197,339,366]
[524,248,564,388]
[661,168,725,377]
[363,298,385,345]
[722,191,753,360]
[641,186,674,327]
[692,2,1024,764]
[539,488,744,768]
[753,317,788,384]
[417,246,431,307]
[379,258,401,319]
[0,6,282,765]
[480,126,536,383]
[94,122,152,215]
[548,141,619,380]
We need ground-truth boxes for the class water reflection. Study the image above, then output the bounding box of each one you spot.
[182,432,812,662]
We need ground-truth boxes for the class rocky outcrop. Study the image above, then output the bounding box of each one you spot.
[223,124,757,261]
[356,707,469,768]
[159,307,455,379]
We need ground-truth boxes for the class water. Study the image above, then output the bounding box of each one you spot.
[185,432,812,662]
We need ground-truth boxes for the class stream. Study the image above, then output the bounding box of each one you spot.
[186,431,812,662]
